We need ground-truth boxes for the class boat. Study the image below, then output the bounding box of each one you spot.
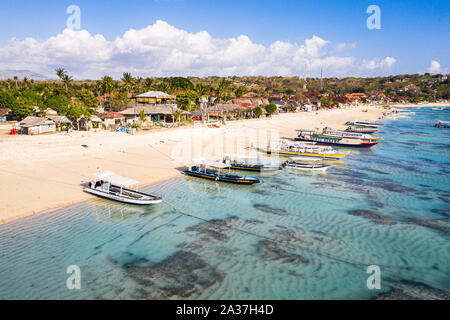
[263,140,349,159]
[84,171,163,205]
[346,120,383,127]
[345,125,378,133]
[295,130,379,148]
[434,120,450,128]
[221,153,283,171]
[285,157,330,171]
[322,128,382,141]
[184,158,260,184]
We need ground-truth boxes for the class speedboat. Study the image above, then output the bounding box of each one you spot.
[84,171,163,205]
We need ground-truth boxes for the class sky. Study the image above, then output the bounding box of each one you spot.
[0,0,448,79]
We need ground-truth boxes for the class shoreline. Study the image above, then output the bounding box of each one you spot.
[0,103,440,225]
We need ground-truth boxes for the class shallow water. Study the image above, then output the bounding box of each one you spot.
[0,107,449,299]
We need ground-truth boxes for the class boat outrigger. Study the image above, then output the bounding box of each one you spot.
[295,129,379,148]
[221,153,283,171]
[264,140,349,159]
[84,171,163,205]
[285,156,330,171]
[184,158,260,184]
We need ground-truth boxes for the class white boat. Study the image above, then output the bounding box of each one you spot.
[84,171,163,205]
[285,157,330,171]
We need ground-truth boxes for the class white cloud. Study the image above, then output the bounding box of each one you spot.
[427,60,441,74]
[0,20,397,79]
[362,56,396,70]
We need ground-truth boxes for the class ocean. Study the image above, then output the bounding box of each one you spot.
[0,107,449,299]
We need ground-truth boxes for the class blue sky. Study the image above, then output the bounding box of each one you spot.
[0,0,448,78]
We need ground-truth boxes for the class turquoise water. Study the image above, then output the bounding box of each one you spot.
[0,107,449,299]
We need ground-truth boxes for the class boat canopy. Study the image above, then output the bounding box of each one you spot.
[192,158,230,168]
[291,156,322,162]
[222,153,259,159]
[93,171,138,186]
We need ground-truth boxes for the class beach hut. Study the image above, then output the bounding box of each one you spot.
[120,105,190,125]
[102,112,125,129]
[19,116,56,135]
[90,115,103,129]
[47,115,72,131]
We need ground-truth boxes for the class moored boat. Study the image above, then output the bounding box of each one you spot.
[295,130,379,148]
[184,158,260,184]
[264,140,349,159]
[221,153,283,171]
[346,120,383,127]
[322,128,381,141]
[83,171,163,205]
[345,125,378,133]
[285,157,330,171]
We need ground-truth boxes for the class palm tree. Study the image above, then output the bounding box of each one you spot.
[121,72,134,96]
[62,74,73,91]
[13,76,18,90]
[143,77,153,92]
[23,77,29,90]
[55,68,66,86]
[100,75,114,111]
[215,78,231,103]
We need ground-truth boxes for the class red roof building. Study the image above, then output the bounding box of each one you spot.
[103,112,125,119]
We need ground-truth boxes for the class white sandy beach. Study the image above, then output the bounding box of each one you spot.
[0,104,388,224]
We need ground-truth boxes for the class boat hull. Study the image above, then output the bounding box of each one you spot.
[183,170,260,184]
[345,128,378,134]
[83,187,163,205]
[286,163,329,171]
[264,148,348,159]
[228,164,281,171]
[294,137,378,148]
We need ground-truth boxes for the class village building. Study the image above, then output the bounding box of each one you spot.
[0,108,10,122]
[47,115,72,131]
[134,91,176,106]
[18,116,56,135]
[101,112,126,129]
[120,105,190,125]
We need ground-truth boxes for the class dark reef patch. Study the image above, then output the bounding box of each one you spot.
[256,239,309,264]
[347,209,397,225]
[124,250,223,299]
[410,218,450,235]
[373,279,450,300]
[253,204,289,216]
[185,216,239,241]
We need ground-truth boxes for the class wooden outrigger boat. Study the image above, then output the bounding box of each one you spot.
[295,130,379,148]
[346,120,383,127]
[285,156,330,171]
[322,128,382,141]
[264,140,349,159]
[184,158,260,184]
[84,171,163,205]
[221,153,283,172]
[345,125,378,133]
